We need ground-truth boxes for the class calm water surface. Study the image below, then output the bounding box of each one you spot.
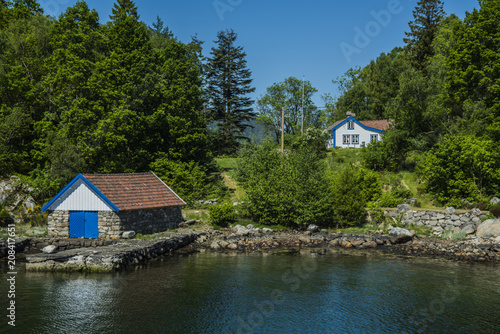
[1,251,500,334]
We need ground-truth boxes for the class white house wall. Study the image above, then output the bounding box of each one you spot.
[48,179,114,211]
[331,122,382,148]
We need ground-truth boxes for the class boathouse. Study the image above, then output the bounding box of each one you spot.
[42,172,186,239]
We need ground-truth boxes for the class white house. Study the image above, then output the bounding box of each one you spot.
[326,116,391,149]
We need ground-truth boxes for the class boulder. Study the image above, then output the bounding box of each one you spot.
[307,224,319,232]
[397,204,411,212]
[476,219,500,239]
[42,245,57,254]
[388,227,413,244]
[462,224,475,235]
[490,197,500,205]
[122,231,136,239]
[262,228,273,234]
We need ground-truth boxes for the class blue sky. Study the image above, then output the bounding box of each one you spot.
[39,0,478,107]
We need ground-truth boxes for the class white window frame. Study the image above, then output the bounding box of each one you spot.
[370,134,378,142]
[343,134,350,144]
[347,121,354,130]
[352,134,359,144]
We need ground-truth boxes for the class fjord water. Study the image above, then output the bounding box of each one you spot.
[2,252,500,334]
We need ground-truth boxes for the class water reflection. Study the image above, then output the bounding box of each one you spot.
[1,252,499,334]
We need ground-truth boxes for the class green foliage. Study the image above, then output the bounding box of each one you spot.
[0,203,14,227]
[256,76,319,141]
[330,167,367,227]
[417,135,500,204]
[237,142,333,227]
[209,203,236,228]
[442,230,467,241]
[356,168,382,203]
[403,0,445,73]
[489,204,500,218]
[206,29,255,155]
[377,189,413,208]
[151,156,227,206]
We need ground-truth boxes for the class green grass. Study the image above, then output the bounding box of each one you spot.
[0,224,47,240]
[325,148,365,171]
[216,158,246,202]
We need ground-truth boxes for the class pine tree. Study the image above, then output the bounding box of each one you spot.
[403,0,445,73]
[205,29,255,154]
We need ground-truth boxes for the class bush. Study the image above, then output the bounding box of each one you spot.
[209,203,237,227]
[151,156,228,205]
[0,206,14,227]
[237,142,333,227]
[417,135,500,205]
[490,204,500,218]
[330,168,367,227]
[377,188,413,207]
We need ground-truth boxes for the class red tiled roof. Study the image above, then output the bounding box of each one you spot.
[360,119,392,131]
[326,118,392,132]
[82,172,185,211]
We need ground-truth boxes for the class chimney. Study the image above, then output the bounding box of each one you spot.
[346,111,356,118]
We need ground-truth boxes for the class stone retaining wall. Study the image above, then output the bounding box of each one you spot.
[0,237,118,258]
[47,206,183,239]
[388,206,488,234]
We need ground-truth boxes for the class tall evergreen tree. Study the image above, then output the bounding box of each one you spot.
[205,29,255,154]
[403,0,445,73]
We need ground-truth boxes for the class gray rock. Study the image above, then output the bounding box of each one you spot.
[307,224,319,232]
[397,204,411,212]
[450,215,460,221]
[436,213,445,220]
[490,197,500,205]
[462,224,476,235]
[262,228,273,234]
[42,245,57,254]
[445,207,456,215]
[246,224,255,230]
[388,227,413,244]
[477,219,500,239]
[429,220,439,226]
[210,242,220,250]
[432,226,444,232]
[122,231,136,239]
[461,216,471,223]
[470,208,482,216]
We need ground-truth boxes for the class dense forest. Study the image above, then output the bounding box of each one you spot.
[1,0,500,223]
[0,0,256,203]
[333,0,500,206]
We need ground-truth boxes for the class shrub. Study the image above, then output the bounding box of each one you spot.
[330,168,367,227]
[151,156,228,205]
[442,230,467,241]
[490,204,500,218]
[237,142,333,227]
[417,135,500,204]
[0,206,14,227]
[377,188,413,207]
[209,203,237,227]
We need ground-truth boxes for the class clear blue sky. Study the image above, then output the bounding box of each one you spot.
[39,0,478,107]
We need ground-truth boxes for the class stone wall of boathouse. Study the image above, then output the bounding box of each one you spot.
[47,206,183,239]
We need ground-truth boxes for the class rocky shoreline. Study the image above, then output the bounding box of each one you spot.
[188,224,500,262]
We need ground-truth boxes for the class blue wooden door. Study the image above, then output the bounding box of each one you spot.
[84,212,98,239]
[69,211,85,238]
[69,211,98,239]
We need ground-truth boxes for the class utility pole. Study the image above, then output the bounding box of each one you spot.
[301,75,305,135]
[281,106,285,153]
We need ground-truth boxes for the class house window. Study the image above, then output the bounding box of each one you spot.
[348,121,354,130]
[371,134,378,142]
[343,134,350,144]
[352,134,359,144]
